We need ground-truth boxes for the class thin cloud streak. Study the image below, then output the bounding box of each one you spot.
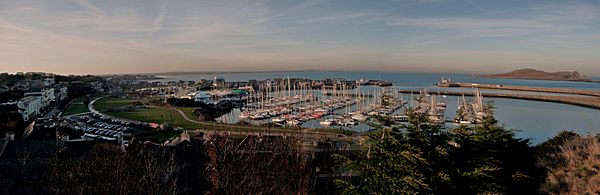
[151,0,172,33]
[71,0,104,16]
[464,0,504,15]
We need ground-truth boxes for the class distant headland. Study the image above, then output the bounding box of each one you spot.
[481,69,598,83]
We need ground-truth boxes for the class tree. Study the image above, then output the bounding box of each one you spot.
[450,113,536,194]
[335,111,451,194]
[336,105,538,194]
[335,127,432,194]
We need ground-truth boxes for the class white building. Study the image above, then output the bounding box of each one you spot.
[25,88,55,109]
[10,96,42,121]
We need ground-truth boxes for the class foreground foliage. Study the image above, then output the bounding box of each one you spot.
[539,134,600,194]
[335,110,537,194]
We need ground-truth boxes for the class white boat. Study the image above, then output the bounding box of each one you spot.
[271,117,285,123]
[392,115,409,122]
[314,108,328,113]
[459,120,472,124]
[320,119,335,126]
[342,120,355,126]
[346,120,356,125]
[351,114,367,122]
[367,111,379,116]
[320,120,333,126]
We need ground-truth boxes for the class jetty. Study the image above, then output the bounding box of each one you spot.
[398,90,600,110]
[436,81,600,97]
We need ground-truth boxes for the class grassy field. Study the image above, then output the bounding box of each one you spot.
[96,98,215,129]
[108,107,203,129]
[63,100,89,116]
[94,98,139,112]
[178,107,198,119]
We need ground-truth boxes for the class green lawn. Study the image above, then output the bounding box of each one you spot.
[178,107,198,119]
[95,98,207,129]
[63,101,90,116]
[94,98,138,112]
[107,107,205,129]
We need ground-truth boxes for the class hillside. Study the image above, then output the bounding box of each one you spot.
[483,69,593,82]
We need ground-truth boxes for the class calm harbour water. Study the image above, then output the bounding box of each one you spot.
[155,71,600,144]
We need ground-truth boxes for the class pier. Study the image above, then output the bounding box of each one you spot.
[398,90,600,110]
[437,81,600,97]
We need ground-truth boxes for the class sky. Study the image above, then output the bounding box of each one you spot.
[1,0,600,75]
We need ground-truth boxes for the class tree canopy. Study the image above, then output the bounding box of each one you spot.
[335,108,537,194]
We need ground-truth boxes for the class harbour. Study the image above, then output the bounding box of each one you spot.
[155,71,600,143]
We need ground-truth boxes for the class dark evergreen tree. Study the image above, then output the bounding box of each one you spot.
[336,104,538,194]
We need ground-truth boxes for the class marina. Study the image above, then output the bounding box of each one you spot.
[236,79,406,130]
[154,71,600,143]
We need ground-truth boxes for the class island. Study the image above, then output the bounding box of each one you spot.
[482,68,596,82]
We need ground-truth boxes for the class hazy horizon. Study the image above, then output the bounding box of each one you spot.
[4,69,600,79]
[1,0,600,75]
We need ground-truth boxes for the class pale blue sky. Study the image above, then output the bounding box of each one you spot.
[1,0,599,75]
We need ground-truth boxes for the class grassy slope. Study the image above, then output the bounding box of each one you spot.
[94,98,137,112]
[108,108,202,129]
[177,107,198,120]
[63,101,89,116]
